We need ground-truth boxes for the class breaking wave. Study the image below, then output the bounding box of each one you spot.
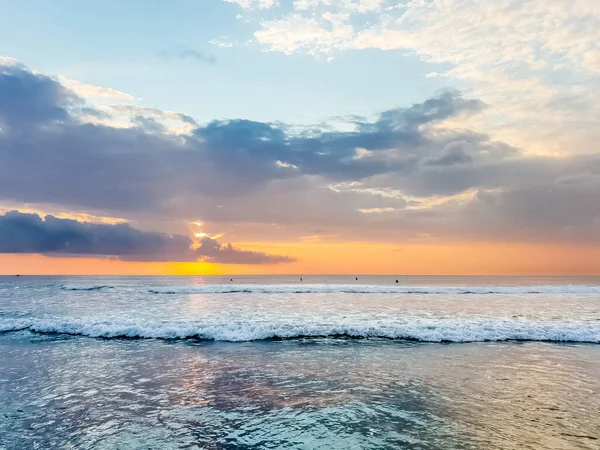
[146,284,600,295]
[1,317,598,343]
[61,285,114,291]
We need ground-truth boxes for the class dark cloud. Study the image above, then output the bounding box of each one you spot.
[0,64,76,129]
[192,92,486,184]
[196,237,293,264]
[0,211,294,264]
[1,60,600,245]
[159,46,217,64]
[1,63,498,215]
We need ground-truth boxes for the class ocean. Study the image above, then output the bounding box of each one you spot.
[0,275,599,449]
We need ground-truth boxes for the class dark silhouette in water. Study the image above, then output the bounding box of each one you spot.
[230,278,233,282]
[396,279,398,283]
[300,277,303,281]
[16,274,20,277]
[355,277,358,280]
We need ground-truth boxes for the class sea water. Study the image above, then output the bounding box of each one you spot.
[0,275,599,449]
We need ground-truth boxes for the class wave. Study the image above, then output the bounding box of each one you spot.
[147,284,600,295]
[61,285,115,291]
[1,317,598,343]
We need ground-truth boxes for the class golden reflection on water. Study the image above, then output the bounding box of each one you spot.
[170,342,600,449]
[432,344,600,449]
[2,334,599,449]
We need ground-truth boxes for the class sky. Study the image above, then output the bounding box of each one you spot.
[1,0,600,275]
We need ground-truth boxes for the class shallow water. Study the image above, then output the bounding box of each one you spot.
[1,276,599,448]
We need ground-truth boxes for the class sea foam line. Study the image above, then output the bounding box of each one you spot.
[24,284,600,295]
[61,285,114,291]
[145,284,600,295]
[1,317,598,343]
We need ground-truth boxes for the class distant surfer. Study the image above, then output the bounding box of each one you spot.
[355,277,358,280]
[300,277,303,281]
[230,278,233,282]
[396,279,398,283]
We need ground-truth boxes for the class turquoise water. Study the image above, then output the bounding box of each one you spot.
[1,276,599,448]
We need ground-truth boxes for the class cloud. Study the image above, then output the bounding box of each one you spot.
[0,56,25,68]
[0,62,490,209]
[0,211,294,264]
[209,39,234,48]
[254,13,353,55]
[160,46,217,64]
[196,237,294,264]
[109,105,196,125]
[193,91,486,186]
[249,1,600,77]
[0,63,76,129]
[2,58,600,246]
[224,0,277,10]
[239,0,600,159]
[109,104,197,134]
[58,77,134,100]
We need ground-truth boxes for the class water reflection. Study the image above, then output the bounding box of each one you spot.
[0,335,598,449]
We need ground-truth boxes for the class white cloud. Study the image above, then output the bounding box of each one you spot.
[353,147,372,159]
[59,77,134,100]
[252,0,600,79]
[210,39,234,48]
[276,160,299,169]
[245,0,600,157]
[108,104,197,134]
[358,207,397,213]
[293,0,328,10]
[0,56,23,68]
[255,12,353,55]
[224,0,277,9]
[293,0,381,12]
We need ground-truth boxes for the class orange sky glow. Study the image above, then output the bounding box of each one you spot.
[2,241,599,276]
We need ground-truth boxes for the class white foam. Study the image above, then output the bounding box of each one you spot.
[146,284,600,295]
[1,316,598,343]
[61,285,114,291]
